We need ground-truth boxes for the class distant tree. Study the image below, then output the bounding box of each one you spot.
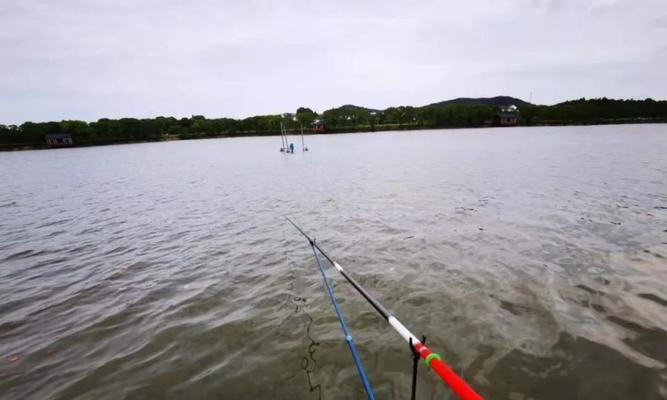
[2,98,667,149]
[166,124,185,136]
[60,120,93,144]
[296,107,317,126]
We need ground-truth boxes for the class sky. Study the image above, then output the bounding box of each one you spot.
[1,0,666,124]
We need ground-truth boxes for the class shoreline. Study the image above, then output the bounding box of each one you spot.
[1,119,665,152]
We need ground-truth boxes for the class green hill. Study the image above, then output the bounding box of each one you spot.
[426,96,532,108]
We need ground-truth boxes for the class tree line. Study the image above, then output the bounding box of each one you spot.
[1,97,666,149]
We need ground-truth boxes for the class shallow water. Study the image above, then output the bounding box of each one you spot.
[1,125,666,400]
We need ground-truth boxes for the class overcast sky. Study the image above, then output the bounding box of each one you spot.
[1,0,665,124]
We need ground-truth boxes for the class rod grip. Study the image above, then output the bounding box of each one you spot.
[415,343,483,400]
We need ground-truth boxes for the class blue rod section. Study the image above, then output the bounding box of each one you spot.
[310,243,375,400]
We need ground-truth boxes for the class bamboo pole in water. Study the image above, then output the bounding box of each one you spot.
[300,123,305,151]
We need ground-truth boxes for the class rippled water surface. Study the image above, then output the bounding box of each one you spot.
[1,125,667,400]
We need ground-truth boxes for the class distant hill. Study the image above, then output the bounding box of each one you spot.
[426,96,532,108]
[326,104,383,113]
[326,97,531,115]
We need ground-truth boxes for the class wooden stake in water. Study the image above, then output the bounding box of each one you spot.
[301,122,305,152]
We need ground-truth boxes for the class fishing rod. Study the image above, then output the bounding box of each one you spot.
[309,239,375,399]
[287,217,483,400]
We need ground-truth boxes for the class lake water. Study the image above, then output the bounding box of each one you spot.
[1,125,666,400]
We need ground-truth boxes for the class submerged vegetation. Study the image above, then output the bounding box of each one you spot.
[1,97,666,149]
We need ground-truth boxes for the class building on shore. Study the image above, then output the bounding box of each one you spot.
[312,119,325,133]
[46,133,73,147]
[494,105,518,126]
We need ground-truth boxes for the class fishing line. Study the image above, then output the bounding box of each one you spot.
[280,223,323,400]
[301,312,323,400]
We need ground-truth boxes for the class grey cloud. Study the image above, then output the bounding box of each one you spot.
[0,0,665,124]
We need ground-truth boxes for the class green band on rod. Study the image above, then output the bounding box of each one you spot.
[425,353,441,367]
